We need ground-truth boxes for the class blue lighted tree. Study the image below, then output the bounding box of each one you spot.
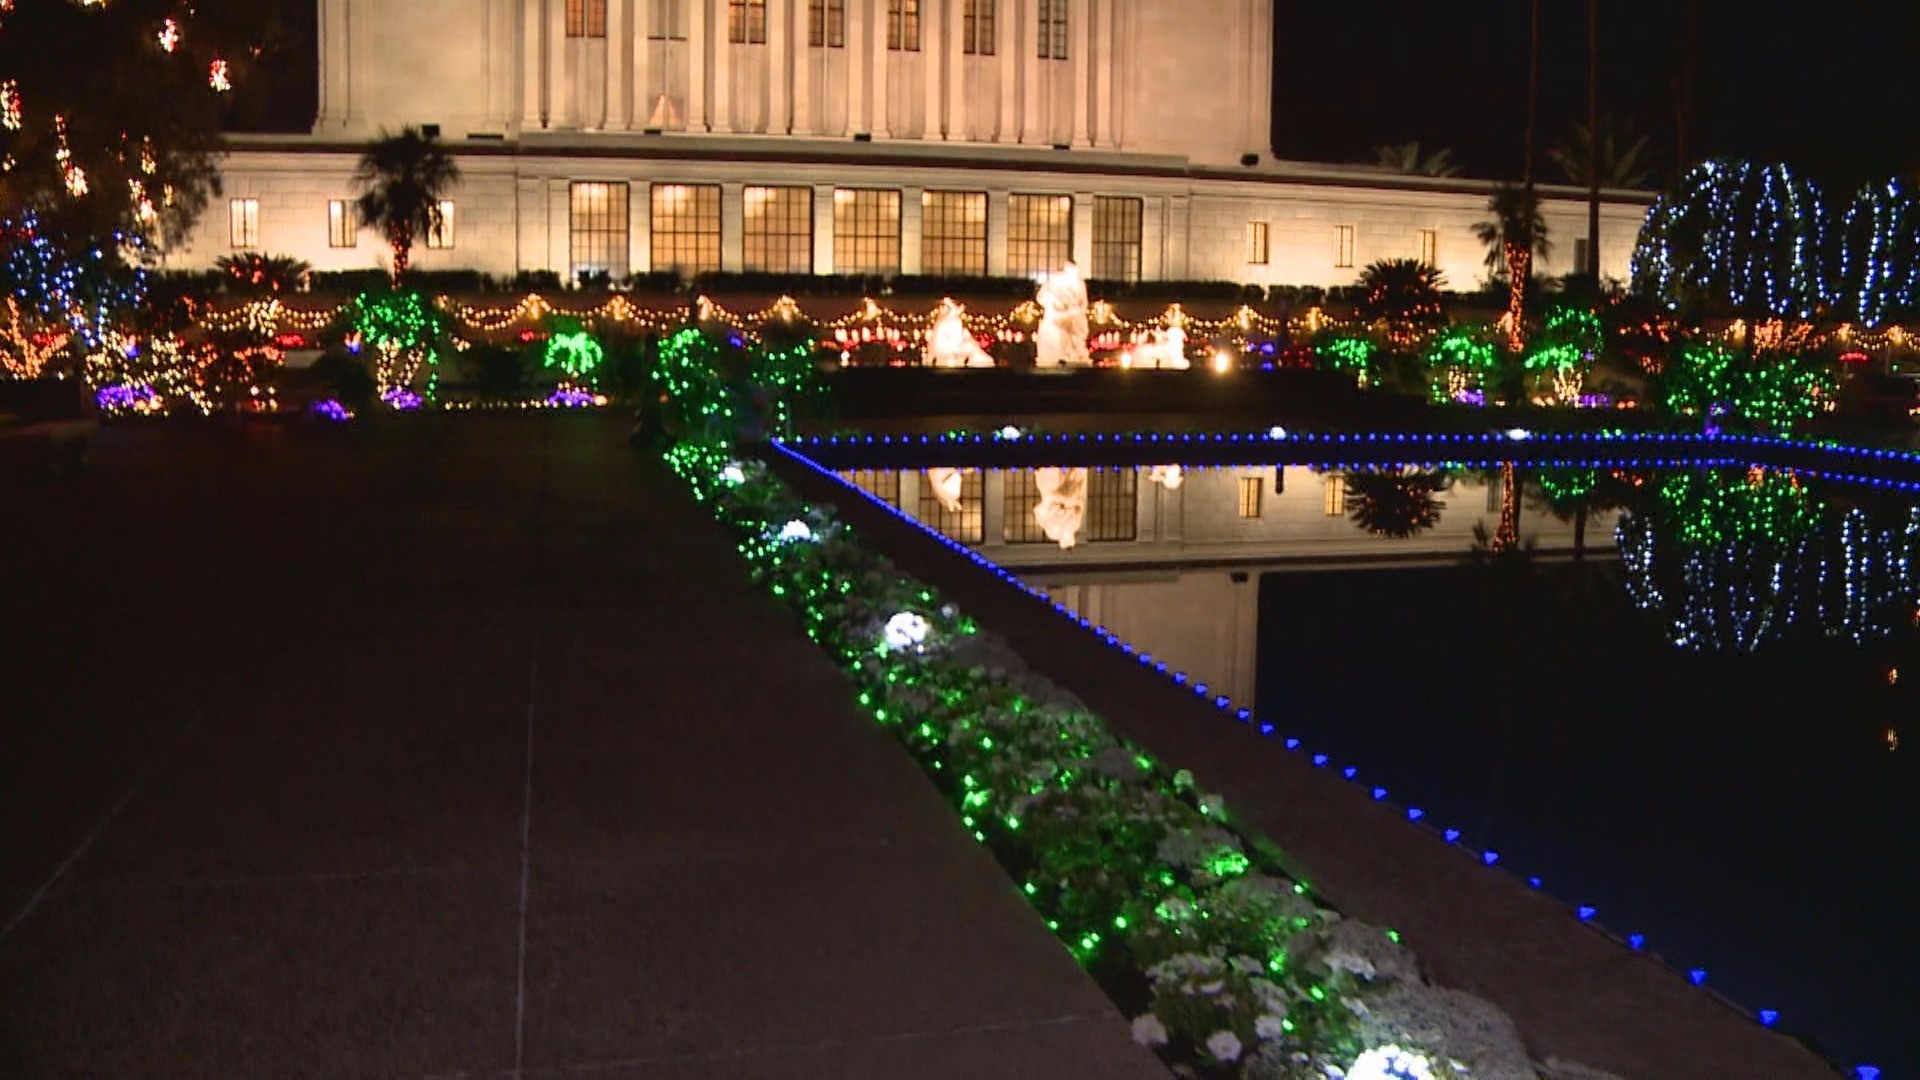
[1835,179,1920,328]
[1631,159,1831,327]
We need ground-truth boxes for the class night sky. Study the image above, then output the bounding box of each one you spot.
[251,0,1920,189]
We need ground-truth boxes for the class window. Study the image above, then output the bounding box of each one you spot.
[1037,0,1067,59]
[1417,228,1437,266]
[327,200,355,248]
[1085,469,1137,541]
[963,0,995,54]
[571,182,631,279]
[1092,196,1142,283]
[887,0,921,50]
[567,0,608,38]
[650,0,687,40]
[921,191,988,276]
[841,469,901,507]
[228,198,259,248]
[1573,236,1591,274]
[729,0,767,43]
[426,200,455,250]
[1334,224,1355,268]
[743,186,813,274]
[1324,474,1346,516]
[1239,475,1263,519]
[833,188,901,275]
[650,183,721,276]
[1007,194,1071,278]
[1002,470,1047,544]
[809,0,845,46]
[919,469,983,543]
[1486,475,1503,512]
[1246,222,1269,265]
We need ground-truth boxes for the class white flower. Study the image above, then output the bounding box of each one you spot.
[777,519,814,543]
[719,463,746,486]
[1255,1014,1286,1041]
[882,611,932,651]
[1205,1031,1243,1063]
[1130,1013,1168,1047]
[1347,1045,1437,1080]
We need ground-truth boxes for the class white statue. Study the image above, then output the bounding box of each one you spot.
[1125,325,1189,369]
[926,467,966,513]
[925,302,995,368]
[1147,464,1184,490]
[1031,466,1088,549]
[1034,261,1091,368]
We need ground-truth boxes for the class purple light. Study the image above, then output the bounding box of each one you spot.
[381,387,423,412]
[95,384,157,413]
[547,386,597,408]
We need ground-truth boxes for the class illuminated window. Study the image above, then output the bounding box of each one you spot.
[1002,470,1046,544]
[1573,236,1591,274]
[1092,196,1142,283]
[921,191,988,277]
[808,0,845,46]
[1417,228,1437,266]
[1085,469,1137,541]
[1334,224,1355,268]
[570,182,631,279]
[1324,474,1346,516]
[729,0,767,43]
[228,198,259,248]
[743,185,813,273]
[1246,221,1269,265]
[886,0,920,50]
[567,0,608,38]
[1007,194,1071,278]
[1037,0,1067,59]
[649,0,687,40]
[919,469,983,543]
[650,183,721,276]
[833,188,901,275]
[426,200,455,250]
[327,200,356,248]
[963,0,996,54]
[841,469,901,507]
[1238,475,1263,519]
[1486,475,1502,512]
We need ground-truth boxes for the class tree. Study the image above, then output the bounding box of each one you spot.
[1369,142,1463,179]
[1836,179,1920,328]
[0,1,279,246]
[1341,468,1450,539]
[215,253,312,296]
[1548,115,1656,190]
[1354,259,1446,344]
[1474,184,1552,346]
[353,128,462,283]
[1631,159,1830,328]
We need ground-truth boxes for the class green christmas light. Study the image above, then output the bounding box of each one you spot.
[543,326,605,381]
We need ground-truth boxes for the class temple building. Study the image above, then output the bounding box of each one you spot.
[175,0,1650,287]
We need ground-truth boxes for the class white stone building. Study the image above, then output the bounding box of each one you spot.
[177,0,1652,289]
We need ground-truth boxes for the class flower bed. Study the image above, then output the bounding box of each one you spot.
[664,437,1596,1079]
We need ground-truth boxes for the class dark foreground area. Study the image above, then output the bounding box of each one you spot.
[0,416,1157,1077]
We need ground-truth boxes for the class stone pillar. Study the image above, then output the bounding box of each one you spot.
[1093,0,1113,147]
[986,188,1009,276]
[1020,0,1042,144]
[848,0,868,132]
[902,186,924,273]
[632,179,652,271]
[922,0,942,139]
[997,0,1017,141]
[317,0,351,133]
[522,0,545,129]
[813,185,837,273]
[769,0,792,133]
[1069,0,1089,146]
[516,175,547,273]
[547,0,570,127]
[712,0,734,132]
[634,0,651,125]
[944,0,964,139]
[870,0,890,137]
[793,0,814,134]
[689,0,709,130]
[1070,191,1093,268]
[606,0,630,129]
[721,181,745,270]
[1165,194,1190,279]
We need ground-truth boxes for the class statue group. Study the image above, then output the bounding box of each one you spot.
[1034,261,1091,368]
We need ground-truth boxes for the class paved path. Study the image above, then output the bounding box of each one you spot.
[0,415,1162,1078]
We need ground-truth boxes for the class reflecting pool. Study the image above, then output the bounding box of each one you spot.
[835,457,1920,1076]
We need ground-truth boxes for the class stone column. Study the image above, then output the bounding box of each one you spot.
[943,0,964,139]
[848,0,868,132]
[689,0,709,130]
[606,0,630,129]
[769,0,792,133]
[712,0,734,132]
[921,0,942,139]
[547,0,570,127]
[522,0,545,129]
[902,185,924,272]
[634,0,651,125]
[1069,0,1089,146]
[986,188,1009,276]
[793,0,814,134]
[1020,0,1041,144]
[870,0,890,137]
[1070,191,1093,267]
[721,181,745,270]
[997,0,1017,140]
[317,0,350,133]
[1093,0,1113,147]
[813,185,837,273]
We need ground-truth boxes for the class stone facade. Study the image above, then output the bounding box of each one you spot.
[176,0,1652,287]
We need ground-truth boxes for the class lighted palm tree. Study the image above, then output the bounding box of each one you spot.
[353,127,460,283]
[1370,141,1463,179]
[1354,258,1447,345]
[1474,184,1552,348]
[1343,467,1450,539]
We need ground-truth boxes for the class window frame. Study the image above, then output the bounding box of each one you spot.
[809,0,846,46]
[918,469,984,544]
[729,0,767,44]
[1037,0,1067,59]
[649,182,722,277]
[649,0,688,40]
[569,181,632,281]
[963,0,996,54]
[1091,196,1143,283]
[832,188,903,276]
[228,198,259,249]
[921,190,989,277]
[327,199,356,249]
[887,0,921,51]
[1417,228,1438,267]
[425,199,455,250]
[1324,474,1347,516]
[1334,224,1355,269]
[1238,475,1263,519]
[567,0,609,38]
[1246,221,1270,266]
[742,185,814,274]
[1006,193,1073,278]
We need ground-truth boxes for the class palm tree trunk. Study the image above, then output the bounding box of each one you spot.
[389,226,411,285]
[1494,461,1520,552]
[1505,242,1530,352]
[1585,0,1602,278]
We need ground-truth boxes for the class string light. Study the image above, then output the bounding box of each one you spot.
[156,17,179,52]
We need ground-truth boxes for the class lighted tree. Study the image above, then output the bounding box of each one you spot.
[346,287,453,402]
[0,212,146,379]
[353,127,461,283]
[1310,330,1379,388]
[1631,159,1831,329]
[1473,184,1552,348]
[543,321,605,384]
[1835,179,1920,329]
[1524,305,1603,403]
[1354,259,1446,346]
[1342,468,1449,538]
[1658,339,1832,434]
[0,0,278,245]
[1423,323,1499,404]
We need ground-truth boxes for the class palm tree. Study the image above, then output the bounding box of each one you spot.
[353,127,461,283]
[1355,258,1447,344]
[1343,467,1450,539]
[1548,115,1655,190]
[1474,184,1552,346]
[1370,141,1463,179]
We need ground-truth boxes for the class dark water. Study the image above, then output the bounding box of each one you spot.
[1258,488,1920,1077]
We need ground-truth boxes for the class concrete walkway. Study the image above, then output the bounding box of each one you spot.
[0,415,1162,1078]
